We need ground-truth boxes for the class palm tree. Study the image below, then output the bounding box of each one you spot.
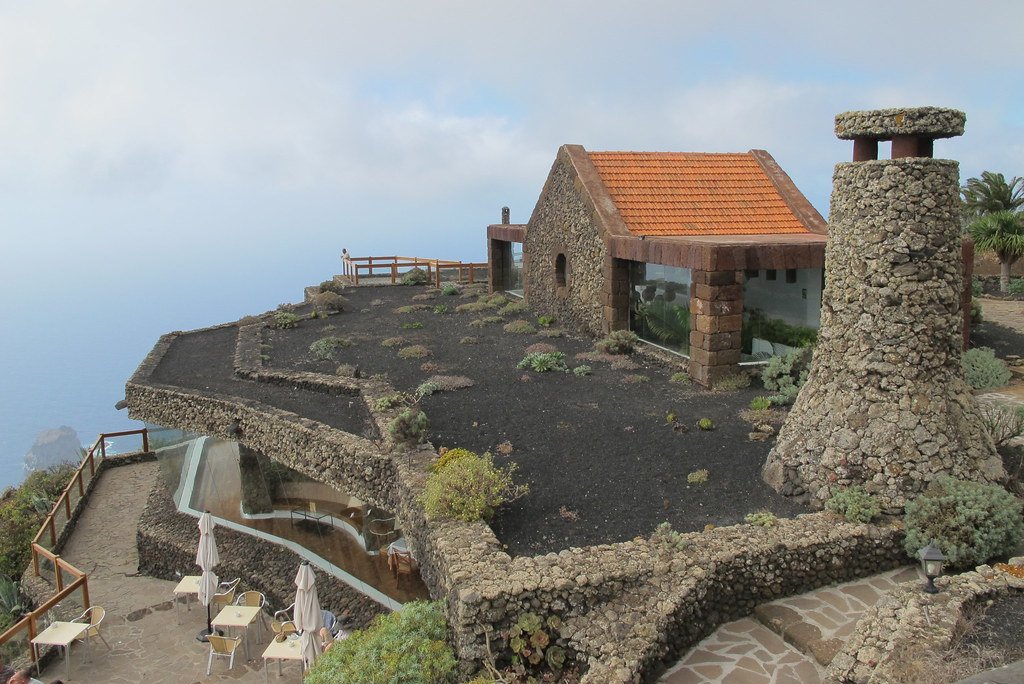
[969,210,1024,292]
[961,171,1024,218]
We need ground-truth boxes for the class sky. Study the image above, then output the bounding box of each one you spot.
[1,1,1022,487]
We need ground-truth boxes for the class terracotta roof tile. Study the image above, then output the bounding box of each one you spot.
[589,151,812,237]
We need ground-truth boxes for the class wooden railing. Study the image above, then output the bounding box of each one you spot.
[341,255,488,288]
[0,428,149,667]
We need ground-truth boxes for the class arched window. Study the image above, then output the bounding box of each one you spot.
[555,253,567,287]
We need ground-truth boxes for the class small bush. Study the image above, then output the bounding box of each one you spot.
[459,336,478,345]
[432,447,476,473]
[525,343,557,355]
[398,345,431,359]
[503,319,536,334]
[381,336,405,347]
[537,328,564,338]
[272,311,299,329]
[469,316,503,328]
[455,301,489,314]
[304,600,455,684]
[433,304,448,314]
[311,291,347,313]
[971,277,983,297]
[372,395,404,412]
[400,267,430,286]
[761,347,812,403]
[537,315,556,327]
[517,351,569,373]
[903,476,1024,570]
[744,511,777,527]
[595,330,638,355]
[482,293,508,307]
[401,322,424,330]
[573,365,592,377]
[697,418,714,431]
[715,372,752,391]
[421,451,528,522]
[394,304,429,314]
[308,336,352,360]
[425,375,474,392]
[387,409,429,445]
[498,301,529,316]
[962,347,1012,390]
[441,283,460,296]
[970,300,983,325]
[416,381,440,397]
[318,279,346,295]
[651,522,689,552]
[687,469,709,484]
[1010,278,1024,295]
[750,396,772,411]
[825,486,882,523]
[670,371,691,384]
[978,403,1024,446]
[622,374,650,384]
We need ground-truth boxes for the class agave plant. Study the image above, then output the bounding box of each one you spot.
[0,574,28,620]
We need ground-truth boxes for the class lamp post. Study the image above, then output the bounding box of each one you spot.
[918,542,946,594]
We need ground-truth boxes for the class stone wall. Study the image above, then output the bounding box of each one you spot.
[825,557,1024,683]
[126,303,914,682]
[766,108,1004,510]
[524,147,609,335]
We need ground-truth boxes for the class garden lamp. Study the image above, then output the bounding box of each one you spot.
[918,542,946,594]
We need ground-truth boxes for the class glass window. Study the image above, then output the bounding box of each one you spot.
[629,262,692,357]
[741,268,822,362]
[507,243,524,297]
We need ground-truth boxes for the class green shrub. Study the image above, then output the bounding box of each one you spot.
[697,418,714,431]
[381,336,405,347]
[433,304,448,315]
[971,300,984,325]
[750,396,772,411]
[469,316,503,328]
[483,293,508,307]
[715,372,751,391]
[394,304,429,314]
[372,395,404,412]
[537,315,556,327]
[537,328,564,338]
[387,409,429,445]
[962,347,1012,390]
[498,301,529,316]
[650,522,689,552]
[687,469,709,484]
[431,448,476,473]
[400,267,430,286]
[441,283,460,296]
[503,320,536,334]
[573,365,591,377]
[421,452,528,522]
[416,381,440,397]
[459,336,478,345]
[318,279,346,295]
[971,277,983,297]
[311,291,348,313]
[903,476,1024,570]
[308,336,351,361]
[744,511,777,527]
[272,311,299,329]
[1009,278,1024,295]
[0,465,75,579]
[455,301,490,314]
[761,347,813,404]
[595,330,638,355]
[398,345,431,359]
[978,403,1024,446]
[305,600,455,684]
[622,374,650,384]
[505,611,569,680]
[670,371,691,384]
[825,486,882,523]
[517,352,569,373]
[425,375,474,392]
[402,322,424,329]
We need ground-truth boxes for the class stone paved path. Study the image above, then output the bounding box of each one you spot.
[38,463,275,683]
[658,566,923,683]
[979,298,1024,335]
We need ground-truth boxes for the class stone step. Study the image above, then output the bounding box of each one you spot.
[751,566,922,667]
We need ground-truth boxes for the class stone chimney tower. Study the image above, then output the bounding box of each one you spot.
[763,107,1004,510]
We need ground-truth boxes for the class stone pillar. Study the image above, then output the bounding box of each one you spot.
[688,270,743,387]
[488,238,510,294]
[763,107,1004,510]
[601,257,630,333]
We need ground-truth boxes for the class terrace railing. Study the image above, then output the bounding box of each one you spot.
[341,255,488,288]
[0,428,149,668]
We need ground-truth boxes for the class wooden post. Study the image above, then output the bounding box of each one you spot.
[63,494,71,519]
[468,263,475,284]
[81,577,91,609]
[54,556,63,591]
[77,471,84,496]
[88,450,95,476]
[49,517,56,546]
[33,547,40,577]
[391,263,397,284]
[100,439,106,459]
[434,262,441,288]
[142,428,150,453]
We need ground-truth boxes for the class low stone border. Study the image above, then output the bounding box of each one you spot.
[137,476,386,628]
[126,309,915,682]
[825,557,1024,684]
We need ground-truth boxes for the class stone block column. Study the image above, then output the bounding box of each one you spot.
[688,269,743,387]
[601,257,631,333]
[763,107,1004,510]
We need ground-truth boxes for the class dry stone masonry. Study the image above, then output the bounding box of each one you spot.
[764,107,1004,509]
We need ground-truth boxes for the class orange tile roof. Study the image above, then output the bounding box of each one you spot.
[589,152,812,237]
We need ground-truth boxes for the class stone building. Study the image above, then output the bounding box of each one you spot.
[487,144,829,386]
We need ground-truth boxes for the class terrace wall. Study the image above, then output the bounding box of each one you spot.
[126,313,911,682]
